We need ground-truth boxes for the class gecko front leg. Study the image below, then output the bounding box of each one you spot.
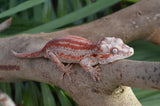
[80,57,101,81]
[45,50,72,81]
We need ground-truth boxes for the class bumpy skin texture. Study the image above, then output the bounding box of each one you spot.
[12,36,134,81]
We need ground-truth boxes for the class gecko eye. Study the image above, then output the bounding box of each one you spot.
[111,47,119,54]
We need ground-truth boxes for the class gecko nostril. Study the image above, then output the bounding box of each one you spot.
[129,48,134,55]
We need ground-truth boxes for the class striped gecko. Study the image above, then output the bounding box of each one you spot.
[12,36,134,81]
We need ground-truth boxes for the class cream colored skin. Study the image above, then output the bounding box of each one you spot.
[96,37,134,64]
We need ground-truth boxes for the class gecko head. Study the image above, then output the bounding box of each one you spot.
[97,37,134,64]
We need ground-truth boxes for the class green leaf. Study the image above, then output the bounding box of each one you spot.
[133,88,159,100]
[55,87,72,106]
[24,0,121,33]
[9,0,17,8]
[40,83,56,106]
[14,82,23,104]
[0,0,45,19]
[23,82,42,106]
[85,0,97,22]
[42,0,56,23]
[23,88,33,106]
[0,83,12,97]
[72,0,83,25]
[57,0,68,17]
[128,40,160,61]
[133,88,160,106]
[33,5,43,22]
[141,94,160,106]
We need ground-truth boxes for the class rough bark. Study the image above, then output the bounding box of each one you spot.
[0,0,160,106]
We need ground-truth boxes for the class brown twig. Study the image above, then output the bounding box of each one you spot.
[0,18,12,33]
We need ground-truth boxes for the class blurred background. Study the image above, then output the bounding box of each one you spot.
[0,0,160,106]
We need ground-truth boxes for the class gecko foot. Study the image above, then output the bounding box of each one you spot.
[90,66,101,81]
[60,64,72,82]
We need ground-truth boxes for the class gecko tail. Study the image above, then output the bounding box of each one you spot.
[11,50,43,58]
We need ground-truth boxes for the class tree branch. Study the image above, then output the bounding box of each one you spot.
[1,0,160,105]
[0,34,158,106]
[0,18,12,33]
[112,60,160,90]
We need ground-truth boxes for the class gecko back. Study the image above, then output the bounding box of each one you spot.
[12,36,96,62]
[42,36,97,62]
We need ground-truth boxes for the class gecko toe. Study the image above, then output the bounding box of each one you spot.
[95,66,101,72]
[59,64,72,81]
[90,69,101,81]
[60,71,72,82]
[60,73,65,80]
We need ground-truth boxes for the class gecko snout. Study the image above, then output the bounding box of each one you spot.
[129,48,134,55]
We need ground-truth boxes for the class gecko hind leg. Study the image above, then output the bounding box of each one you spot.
[45,50,72,81]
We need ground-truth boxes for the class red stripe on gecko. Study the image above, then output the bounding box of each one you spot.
[53,43,96,50]
[60,39,92,45]
[57,52,85,60]
[42,36,95,51]
[68,36,93,43]
[58,36,93,43]
[46,38,93,47]
[99,54,113,58]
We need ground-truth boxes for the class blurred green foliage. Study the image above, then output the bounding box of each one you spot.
[0,0,160,106]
